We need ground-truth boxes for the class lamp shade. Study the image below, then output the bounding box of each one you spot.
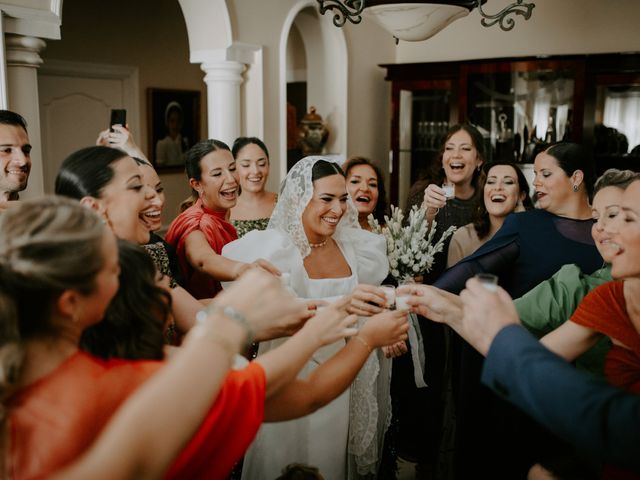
[364,3,470,41]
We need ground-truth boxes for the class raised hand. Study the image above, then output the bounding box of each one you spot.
[211,269,306,341]
[421,183,447,222]
[303,296,358,346]
[358,309,410,350]
[396,283,463,328]
[254,299,328,341]
[459,278,519,356]
[234,258,282,279]
[253,258,281,276]
[382,340,408,358]
[346,284,388,316]
[96,125,147,160]
[304,298,328,314]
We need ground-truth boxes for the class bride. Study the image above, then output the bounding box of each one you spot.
[223,156,392,479]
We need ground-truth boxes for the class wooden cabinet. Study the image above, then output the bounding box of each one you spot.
[382,53,640,206]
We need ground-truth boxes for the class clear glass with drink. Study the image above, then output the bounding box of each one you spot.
[380,284,396,309]
[475,273,499,291]
[442,182,455,200]
[395,279,415,310]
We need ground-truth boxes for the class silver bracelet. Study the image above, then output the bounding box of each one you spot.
[196,305,254,348]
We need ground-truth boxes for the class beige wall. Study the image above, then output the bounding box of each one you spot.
[37,0,640,219]
[395,0,640,63]
[227,0,298,192]
[43,0,206,222]
[228,0,395,190]
[342,20,395,183]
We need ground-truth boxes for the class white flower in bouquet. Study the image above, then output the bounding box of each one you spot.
[369,205,456,284]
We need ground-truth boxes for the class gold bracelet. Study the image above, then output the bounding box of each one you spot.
[353,335,373,354]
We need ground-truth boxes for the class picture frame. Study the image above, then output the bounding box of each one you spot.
[147,88,201,170]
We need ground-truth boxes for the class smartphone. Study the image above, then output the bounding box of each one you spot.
[109,109,127,131]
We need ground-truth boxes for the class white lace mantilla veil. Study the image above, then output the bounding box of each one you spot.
[267,155,360,258]
[268,155,391,477]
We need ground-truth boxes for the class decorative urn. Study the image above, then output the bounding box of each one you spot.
[297,106,329,156]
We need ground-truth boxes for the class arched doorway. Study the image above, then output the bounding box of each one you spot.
[279,1,348,177]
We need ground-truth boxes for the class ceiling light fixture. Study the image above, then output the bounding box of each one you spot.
[317,0,535,42]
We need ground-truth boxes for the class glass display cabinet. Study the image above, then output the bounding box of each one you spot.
[382,53,640,206]
[590,72,640,174]
[396,82,453,208]
[463,61,580,164]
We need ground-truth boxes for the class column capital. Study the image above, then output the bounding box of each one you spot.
[200,59,245,84]
[5,34,46,68]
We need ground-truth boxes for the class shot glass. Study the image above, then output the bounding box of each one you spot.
[475,273,499,292]
[442,182,455,200]
[380,284,396,309]
[395,293,411,311]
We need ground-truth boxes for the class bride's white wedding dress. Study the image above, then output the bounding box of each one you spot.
[222,156,391,479]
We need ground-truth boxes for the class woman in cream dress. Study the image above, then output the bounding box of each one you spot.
[223,156,392,479]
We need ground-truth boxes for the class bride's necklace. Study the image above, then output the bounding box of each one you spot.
[309,238,328,248]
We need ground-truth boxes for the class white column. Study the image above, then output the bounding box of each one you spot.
[200,60,244,146]
[5,33,46,198]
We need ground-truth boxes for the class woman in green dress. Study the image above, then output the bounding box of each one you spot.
[230,137,277,238]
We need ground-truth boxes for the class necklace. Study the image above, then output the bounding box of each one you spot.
[309,239,328,248]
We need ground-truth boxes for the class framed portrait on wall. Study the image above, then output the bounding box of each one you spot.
[147,88,201,170]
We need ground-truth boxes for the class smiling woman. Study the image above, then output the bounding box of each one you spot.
[343,156,387,231]
[229,137,278,238]
[55,146,154,246]
[55,146,209,340]
[405,124,487,283]
[165,139,279,299]
[446,160,533,267]
[223,156,395,479]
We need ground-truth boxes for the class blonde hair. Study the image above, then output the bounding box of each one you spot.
[0,196,106,402]
[594,168,640,195]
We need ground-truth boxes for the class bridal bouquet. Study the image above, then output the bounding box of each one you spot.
[369,205,456,284]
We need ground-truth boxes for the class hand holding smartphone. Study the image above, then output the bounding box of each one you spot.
[110,109,127,132]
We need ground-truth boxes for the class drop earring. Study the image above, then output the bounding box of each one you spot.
[573,184,579,192]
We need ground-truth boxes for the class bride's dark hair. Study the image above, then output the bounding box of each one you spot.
[311,159,344,182]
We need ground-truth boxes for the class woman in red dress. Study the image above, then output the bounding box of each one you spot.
[166,139,279,299]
